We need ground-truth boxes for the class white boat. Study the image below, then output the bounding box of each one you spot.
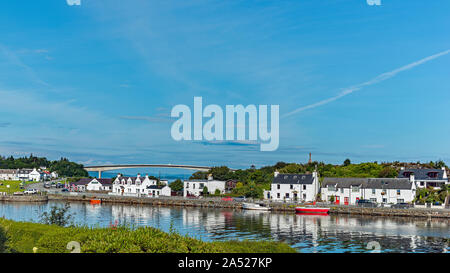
[242,202,270,211]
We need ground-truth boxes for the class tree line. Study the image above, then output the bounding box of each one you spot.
[0,154,88,177]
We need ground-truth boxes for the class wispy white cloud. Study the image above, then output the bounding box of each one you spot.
[0,43,50,87]
[282,49,450,118]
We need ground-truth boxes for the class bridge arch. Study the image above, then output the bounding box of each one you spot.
[83,164,215,178]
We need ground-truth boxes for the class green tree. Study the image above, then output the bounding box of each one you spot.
[343,159,351,166]
[169,179,183,192]
[202,186,209,196]
[378,167,398,178]
[40,203,73,227]
[214,189,221,196]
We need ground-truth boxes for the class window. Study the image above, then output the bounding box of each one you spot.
[327,185,336,192]
[186,183,189,188]
[303,185,306,190]
[372,189,376,194]
[397,190,401,195]
[352,186,359,192]
[290,184,293,190]
[285,193,289,198]
[277,193,280,198]
[340,188,344,193]
[277,184,280,190]
[420,182,424,186]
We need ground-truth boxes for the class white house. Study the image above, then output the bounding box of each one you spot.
[51,171,59,179]
[398,167,448,189]
[321,177,416,205]
[0,169,18,180]
[29,168,43,181]
[17,169,33,180]
[69,178,113,192]
[183,175,226,197]
[86,178,113,191]
[111,174,171,197]
[264,171,320,202]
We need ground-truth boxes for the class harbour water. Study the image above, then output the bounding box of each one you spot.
[0,201,448,253]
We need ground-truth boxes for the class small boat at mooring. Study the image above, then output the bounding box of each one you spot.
[242,202,270,211]
[295,206,329,215]
[90,199,102,205]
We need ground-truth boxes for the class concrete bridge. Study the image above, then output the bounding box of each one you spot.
[84,164,215,178]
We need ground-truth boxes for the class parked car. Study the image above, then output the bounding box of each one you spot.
[56,183,63,188]
[61,188,69,192]
[391,203,413,209]
[221,196,233,202]
[13,191,24,196]
[24,189,38,195]
[233,196,246,202]
[356,199,377,208]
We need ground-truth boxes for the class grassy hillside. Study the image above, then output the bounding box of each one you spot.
[0,219,296,253]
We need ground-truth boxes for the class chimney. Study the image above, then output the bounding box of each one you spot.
[274,170,279,177]
[207,174,213,181]
[137,173,141,178]
[308,153,312,164]
[410,173,415,183]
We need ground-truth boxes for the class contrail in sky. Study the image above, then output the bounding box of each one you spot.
[282,49,450,118]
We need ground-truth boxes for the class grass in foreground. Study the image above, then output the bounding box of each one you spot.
[0,219,296,253]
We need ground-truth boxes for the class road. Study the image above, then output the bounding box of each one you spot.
[24,179,65,193]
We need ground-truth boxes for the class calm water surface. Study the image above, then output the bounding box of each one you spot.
[0,201,448,253]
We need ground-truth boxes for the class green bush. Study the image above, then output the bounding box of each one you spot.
[0,219,296,253]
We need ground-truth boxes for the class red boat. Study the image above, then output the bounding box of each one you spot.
[295,206,330,215]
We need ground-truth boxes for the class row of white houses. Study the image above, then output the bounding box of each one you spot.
[264,167,449,204]
[0,168,57,181]
[70,174,172,198]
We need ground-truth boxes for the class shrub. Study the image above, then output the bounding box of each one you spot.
[0,219,296,253]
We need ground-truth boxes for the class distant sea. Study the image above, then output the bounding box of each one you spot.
[88,168,195,182]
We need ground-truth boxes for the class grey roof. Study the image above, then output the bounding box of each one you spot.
[73,178,112,186]
[273,174,314,185]
[322,177,413,190]
[322,178,368,188]
[116,176,152,184]
[96,178,113,185]
[398,168,446,181]
[0,169,17,174]
[17,169,33,174]
[72,178,91,186]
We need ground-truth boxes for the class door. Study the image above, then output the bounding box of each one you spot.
[344,197,349,205]
[335,196,340,205]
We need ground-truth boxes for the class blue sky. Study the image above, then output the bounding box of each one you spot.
[0,0,449,169]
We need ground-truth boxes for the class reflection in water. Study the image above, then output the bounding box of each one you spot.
[0,201,448,253]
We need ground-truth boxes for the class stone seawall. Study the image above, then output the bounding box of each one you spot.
[0,195,48,202]
[46,194,450,219]
[48,194,243,209]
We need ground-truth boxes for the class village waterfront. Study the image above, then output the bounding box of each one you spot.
[0,200,448,253]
